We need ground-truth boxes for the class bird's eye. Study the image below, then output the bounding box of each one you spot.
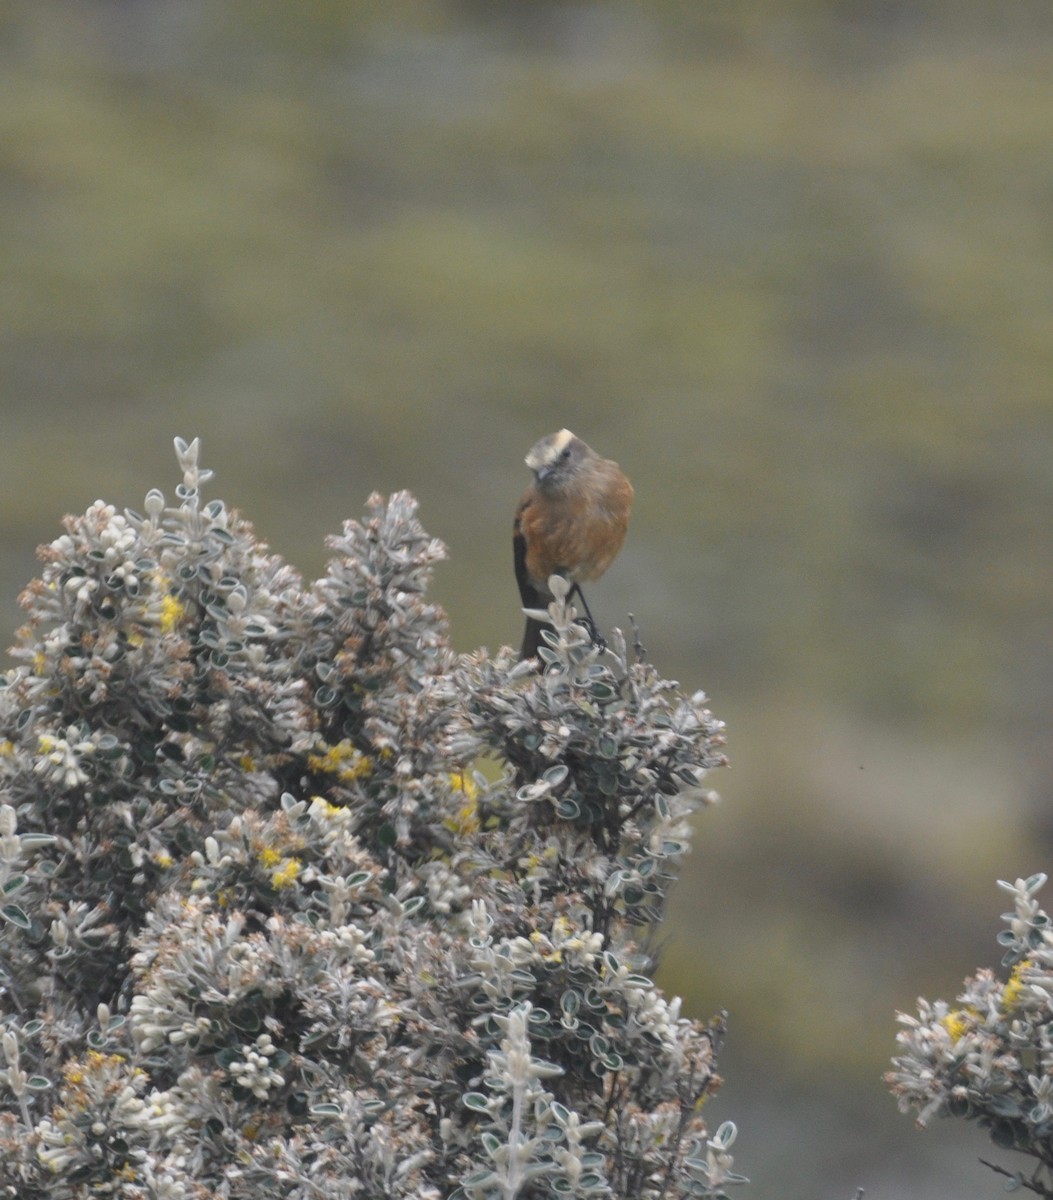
[560,447,571,460]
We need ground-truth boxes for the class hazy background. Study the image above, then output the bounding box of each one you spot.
[5,2,1053,1195]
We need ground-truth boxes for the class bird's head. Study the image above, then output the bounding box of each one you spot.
[525,429,593,486]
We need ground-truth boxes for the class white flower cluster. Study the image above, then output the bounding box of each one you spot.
[228,1034,285,1099]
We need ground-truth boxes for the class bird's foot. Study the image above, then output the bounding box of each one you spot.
[580,618,606,653]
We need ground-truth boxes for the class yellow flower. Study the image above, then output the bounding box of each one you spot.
[258,846,282,868]
[940,1010,973,1043]
[272,858,302,889]
[0,739,13,757]
[308,740,372,783]
[160,594,186,634]
[529,929,563,964]
[444,772,480,837]
[311,796,344,817]
[449,771,478,801]
[1002,960,1031,1012]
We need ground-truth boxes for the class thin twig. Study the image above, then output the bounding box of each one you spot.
[979,1158,1053,1197]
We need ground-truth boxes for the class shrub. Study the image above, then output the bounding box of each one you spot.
[0,437,741,1199]
[888,873,1053,1196]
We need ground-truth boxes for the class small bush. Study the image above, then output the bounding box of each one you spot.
[889,873,1053,1196]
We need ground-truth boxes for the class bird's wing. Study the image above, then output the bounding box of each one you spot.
[513,499,545,610]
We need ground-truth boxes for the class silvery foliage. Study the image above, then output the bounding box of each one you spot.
[889,873,1053,1195]
[0,437,742,1199]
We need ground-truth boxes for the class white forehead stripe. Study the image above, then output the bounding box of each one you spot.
[525,428,577,470]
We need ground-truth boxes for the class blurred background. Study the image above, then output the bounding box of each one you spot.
[4,1,1053,1194]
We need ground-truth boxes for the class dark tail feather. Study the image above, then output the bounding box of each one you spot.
[514,523,552,660]
[520,615,552,660]
[518,577,552,659]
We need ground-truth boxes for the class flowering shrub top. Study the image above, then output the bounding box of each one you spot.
[0,438,740,1199]
[889,873,1053,1196]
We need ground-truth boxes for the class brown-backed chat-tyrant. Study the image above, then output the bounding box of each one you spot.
[513,429,633,659]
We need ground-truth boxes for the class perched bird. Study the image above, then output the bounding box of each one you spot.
[513,429,633,660]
